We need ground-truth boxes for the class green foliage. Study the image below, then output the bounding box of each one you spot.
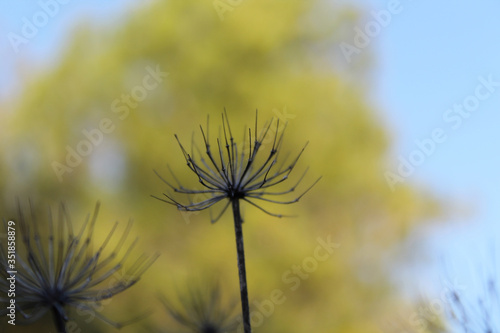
[1,1,441,332]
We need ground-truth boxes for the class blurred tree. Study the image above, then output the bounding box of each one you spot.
[1,1,442,332]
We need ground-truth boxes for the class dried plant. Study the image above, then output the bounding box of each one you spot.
[0,201,158,332]
[160,281,239,333]
[154,110,320,332]
[447,276,500,332]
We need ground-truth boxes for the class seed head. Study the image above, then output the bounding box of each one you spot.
[0,200,159,331]
[154,110,321,223]
[160,281,239,333]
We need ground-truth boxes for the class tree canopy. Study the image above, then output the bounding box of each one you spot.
[1,1,442,332]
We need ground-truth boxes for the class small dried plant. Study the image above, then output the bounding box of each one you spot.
[447,273,500,332]
[160,280,239,333]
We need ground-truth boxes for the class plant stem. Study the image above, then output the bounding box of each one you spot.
[52,307,67,333]
[231,199,251,333]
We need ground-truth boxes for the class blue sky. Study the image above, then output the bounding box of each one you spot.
[0,0,138,99]
[347,0,500,310]
[1,0,500,314]
[352,1,500,254]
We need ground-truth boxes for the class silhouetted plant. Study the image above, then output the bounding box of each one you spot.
[160,281,239,333]
[154,110,320,333]
[0,201,158,332]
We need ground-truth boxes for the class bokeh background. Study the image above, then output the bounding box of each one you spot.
[1,0,499,332]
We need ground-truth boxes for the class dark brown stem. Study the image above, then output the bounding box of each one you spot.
[231,199,251,333]
[52,307,67,333]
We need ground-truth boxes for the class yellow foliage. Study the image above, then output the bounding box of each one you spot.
[1,1,442,332]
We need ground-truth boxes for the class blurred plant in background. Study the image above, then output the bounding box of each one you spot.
[0,0,443,332]
[0,201,157,332]
[445,257,500,332]
[159,280,239,333]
